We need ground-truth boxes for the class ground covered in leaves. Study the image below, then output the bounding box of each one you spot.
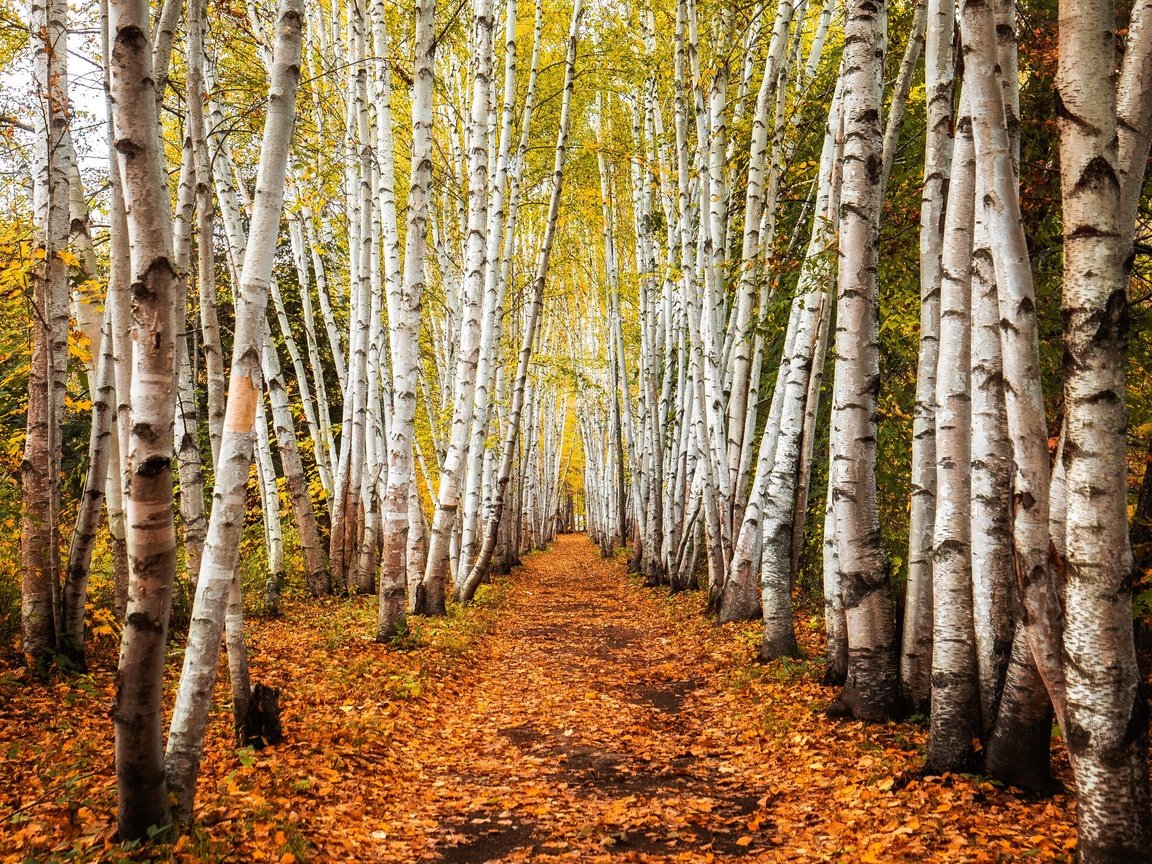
[2,535,1076,862]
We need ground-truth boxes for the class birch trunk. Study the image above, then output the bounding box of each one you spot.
[256,392,286,612]
[108,0,183,833]
[171,130,211,607]
[61,148,108,662]
[827,0,899,722]
[1057,0,1152,850]
[418,0,497,614]
[63,307,115,660]
[960,0,1068,727]
[901,0,953,714]
[982,625,1056,791]
[165,0,302,820]
[754,79,844,659]
[377,0,437,637]
[926,91,979,772]
[22,0,69,672]
[189,0,225,468]
[104,48,133,622]
[969,187,1016,738]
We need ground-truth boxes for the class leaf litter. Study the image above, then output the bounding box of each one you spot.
[0,534,1076,862]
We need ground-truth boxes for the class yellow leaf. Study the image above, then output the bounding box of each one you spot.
[735,836,752,847]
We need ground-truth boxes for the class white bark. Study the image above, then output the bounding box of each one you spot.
[378,0,438,636]
[108,0,181,833]
[753,79,844,660]
[901,0,953,714]
[960,0,1068,726]
[165,0,302,820]
[969,182,1015,736]
[926,90,979,772]
[419,0,498,614]
[23,0,69,670]
[1057,0,1152,850]
[827,0,898,721]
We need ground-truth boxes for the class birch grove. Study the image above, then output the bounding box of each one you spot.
[2,0,1152,851]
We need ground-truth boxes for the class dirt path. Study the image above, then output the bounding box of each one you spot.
[346,534,1076,864]
[406,533,772,862]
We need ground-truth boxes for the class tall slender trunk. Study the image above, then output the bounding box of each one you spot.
[960,0,1068,728]
[63,307,115,660]
[189,0,225,469]
[418,0,497,614]
[104,17,133,622]
[256,391,286,612]
[108,0,182,835]
[754,79,844,660]
[377,0,437,638]
[925,89,979,773]
[827,0,899,722]
[1057,0,1152,851]
[902,0,953,714]
[969,186,1016,742]
[164,0,302,821]
[172,124,210,605]
[61,143,109,663]
[22,0,70,673]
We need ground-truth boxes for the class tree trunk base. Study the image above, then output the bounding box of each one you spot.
[240,682,284,749]
[829,649,900,722]
[761,630,800,661]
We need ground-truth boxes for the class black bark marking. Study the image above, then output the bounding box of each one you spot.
[1053,90,1103,136]
[1071,155,1121,197]
[136,455,170,478]
[125,610,164,633]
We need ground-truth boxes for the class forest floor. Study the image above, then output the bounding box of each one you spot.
[1,534,1077,863]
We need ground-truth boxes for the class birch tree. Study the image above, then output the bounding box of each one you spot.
[417,0,500,614]
[22,0,70,672]
[1056,0,1152,850]
[826,0,898,722]
[107,0,182,834]
[900,0,953,713]
[925,88,979,772]
[377,0,437,636]
[165,0,303,820]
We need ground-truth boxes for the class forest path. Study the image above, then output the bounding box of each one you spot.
[407,533,774,863]
[340,534,1075,864]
